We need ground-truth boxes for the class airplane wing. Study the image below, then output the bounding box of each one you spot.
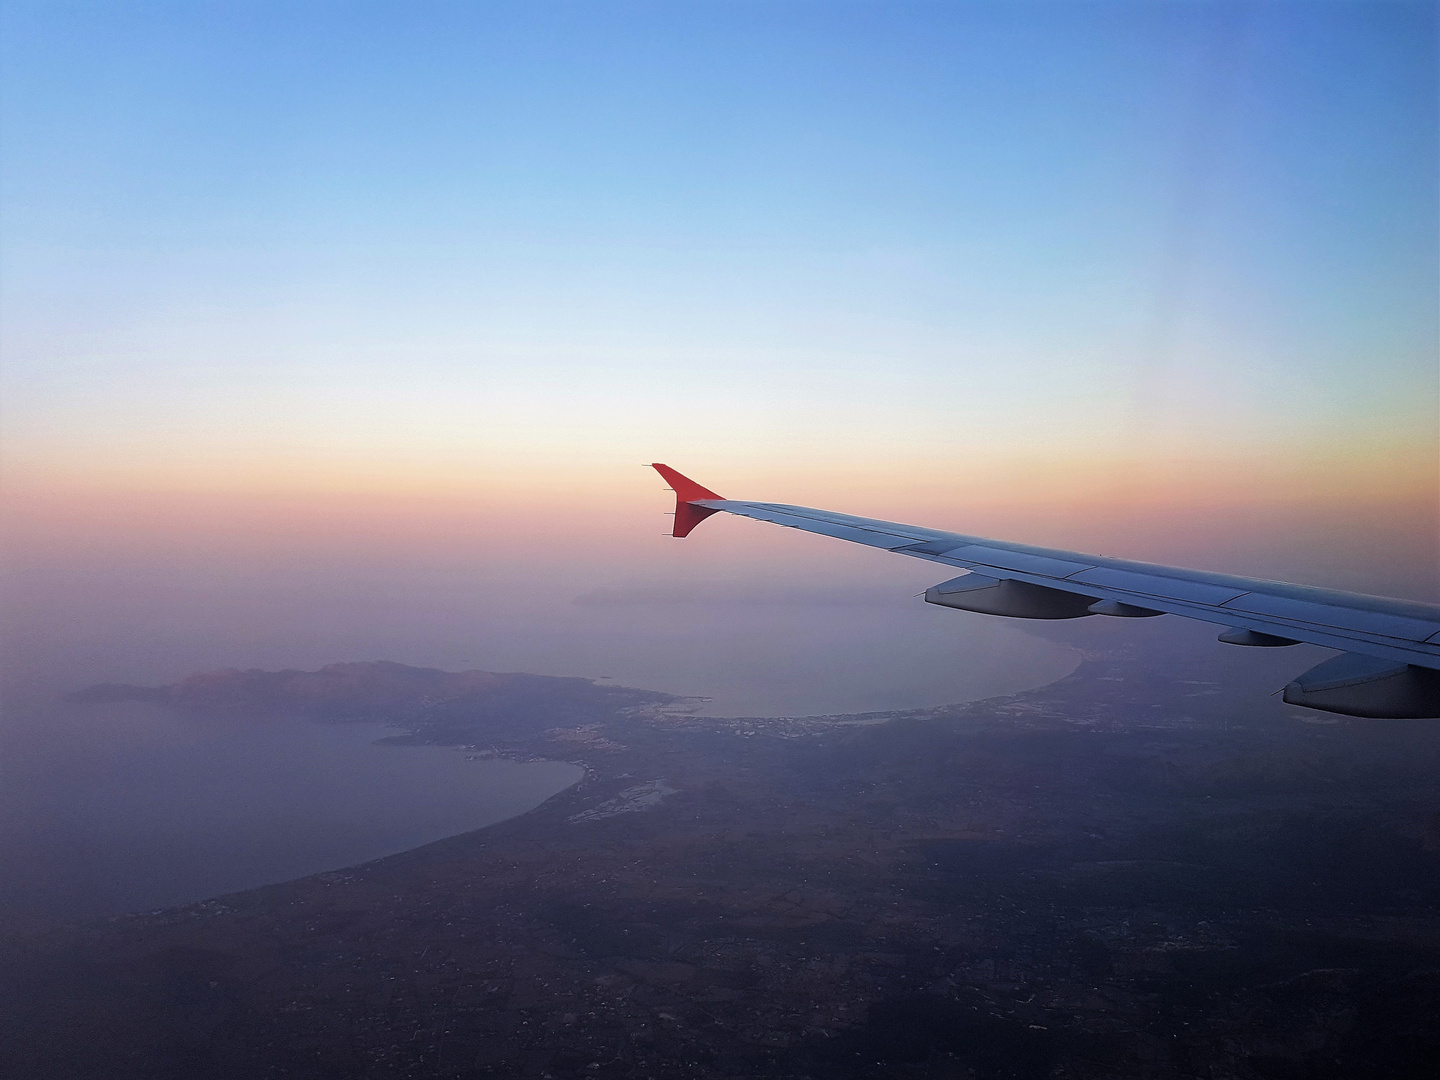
[650,463,1440,719]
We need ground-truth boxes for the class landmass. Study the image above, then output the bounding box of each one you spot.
[6,647,1440,1079]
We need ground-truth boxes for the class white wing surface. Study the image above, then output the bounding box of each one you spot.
[650,463,1440,719]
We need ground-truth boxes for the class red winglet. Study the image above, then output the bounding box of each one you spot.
[650,463,725,538]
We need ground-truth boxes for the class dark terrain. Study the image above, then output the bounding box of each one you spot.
[3,652,1439,1079]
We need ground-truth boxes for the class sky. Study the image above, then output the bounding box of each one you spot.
[1,1,1436,703]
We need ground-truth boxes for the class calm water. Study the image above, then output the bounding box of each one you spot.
[0,703,583,919]
[552,601,1080,716]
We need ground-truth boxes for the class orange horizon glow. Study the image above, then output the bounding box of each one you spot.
[4,441,1435,598]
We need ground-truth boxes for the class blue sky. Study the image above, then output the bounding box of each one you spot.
[1,1,1434,515]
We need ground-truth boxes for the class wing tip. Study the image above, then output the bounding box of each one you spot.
[649,463,725,503]
[650,463,725,537]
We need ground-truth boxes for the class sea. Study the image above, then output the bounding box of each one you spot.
[0,703,582,919]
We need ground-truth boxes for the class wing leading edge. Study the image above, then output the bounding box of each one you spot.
[649,463,1440,719]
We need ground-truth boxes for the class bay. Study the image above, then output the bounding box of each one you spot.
[0,702,583,919]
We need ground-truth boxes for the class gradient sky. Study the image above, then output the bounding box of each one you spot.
[1,1,1436,699]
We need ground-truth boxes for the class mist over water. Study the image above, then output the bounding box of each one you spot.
[0,515,1084,715]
